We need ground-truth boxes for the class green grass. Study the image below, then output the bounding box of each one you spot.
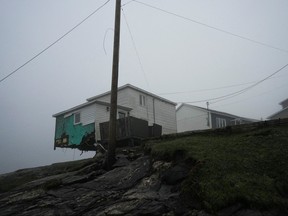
[147,125,288,212]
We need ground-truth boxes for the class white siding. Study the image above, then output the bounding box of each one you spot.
[269,108,288,120]
[64,104,97,126]
[94,104,109,141]
[153,99,177,134]
[96,87,177,134]
[93,104,130,141]
[177,105,211,132]
[81,104,97,126]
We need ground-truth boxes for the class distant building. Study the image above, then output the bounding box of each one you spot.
[176,103,257,133]
[53,84,177,150]
[267,98,288,120]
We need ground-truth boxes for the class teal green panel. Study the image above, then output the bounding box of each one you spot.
[55,115,66,140]
[54,114,95,146]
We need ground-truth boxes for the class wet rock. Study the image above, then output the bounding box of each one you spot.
[162,164,189,185]
[3,153,283,216]
[233,209,262,216]
[218,203,243,216]
[112,154,130,168]
[0,154,197,216]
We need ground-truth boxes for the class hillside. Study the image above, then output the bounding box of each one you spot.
[0,119,288,215]
[148,120,288,214]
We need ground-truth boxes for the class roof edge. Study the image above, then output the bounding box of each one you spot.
[52,100,132,117]
[86,84,177,106]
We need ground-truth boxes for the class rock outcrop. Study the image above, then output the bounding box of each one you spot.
[0,149,192,216]
[0,148,286,216]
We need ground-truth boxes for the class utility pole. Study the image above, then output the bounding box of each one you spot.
[105,0,121,170]
[206,101,210,127]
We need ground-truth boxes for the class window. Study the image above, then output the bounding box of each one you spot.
[118,112,125,119]
[216,117,226,128]
[74,112,81,124]
[139,95,146,106]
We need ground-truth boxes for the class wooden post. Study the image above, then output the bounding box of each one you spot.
[206,101,210,127]
[106,0,121,169]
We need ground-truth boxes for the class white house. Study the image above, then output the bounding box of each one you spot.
[53,84,177,150]
[268,98,288,119]
[176,103,257,133]
[86,84,177,135]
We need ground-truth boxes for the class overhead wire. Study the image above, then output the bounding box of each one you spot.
[103,28,114,55]
[130,0,288,54]
[159,81,257,95]
[122,0,288,106]
[210,82,288,110]
[0,0,111,84]
[178,63,288,104]
[121,7,150,89]
[122,0,136,7]
[158,74,287,96]
[211,63,288,104]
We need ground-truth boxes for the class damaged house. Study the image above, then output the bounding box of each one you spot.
[52,84,177,150]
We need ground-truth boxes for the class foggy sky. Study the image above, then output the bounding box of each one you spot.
[0,0,287,174]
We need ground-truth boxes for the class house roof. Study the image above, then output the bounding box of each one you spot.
[177,103,258,122]
[52,100,132,117]
[280,98,288,104]
[279,98,288,106]
[86,83,177,106]
[267,106,288,119]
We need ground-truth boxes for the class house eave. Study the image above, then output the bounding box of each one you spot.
[52,100,132,118]
[86,84,177,106]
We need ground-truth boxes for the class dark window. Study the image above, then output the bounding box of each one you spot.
[118,112,125,119]
[74,112,81,124]
[139,95,146,106]
[216,117,226,128]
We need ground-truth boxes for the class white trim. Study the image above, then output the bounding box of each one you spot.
[216,117,226,128]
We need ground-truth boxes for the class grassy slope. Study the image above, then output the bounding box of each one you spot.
[148,125,288,212]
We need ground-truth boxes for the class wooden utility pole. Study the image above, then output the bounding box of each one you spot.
[105,0,121,169]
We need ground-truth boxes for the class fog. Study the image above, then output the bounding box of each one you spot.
[0,0,287,174]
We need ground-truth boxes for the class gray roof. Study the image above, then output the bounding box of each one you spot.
[52,100,132,117]
[86,83,177,106]
[280,98,288,106]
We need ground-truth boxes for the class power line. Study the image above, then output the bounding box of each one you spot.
[179,63,288,104]
[103,28,114,55]
[122,0,136,7]
[158,74,287,96]
[131,0,288,54]
[211,63,288,104]
[0,0,111,84]
[210,83,288,110]
[159,81,256,95]
[122,8,150,89]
